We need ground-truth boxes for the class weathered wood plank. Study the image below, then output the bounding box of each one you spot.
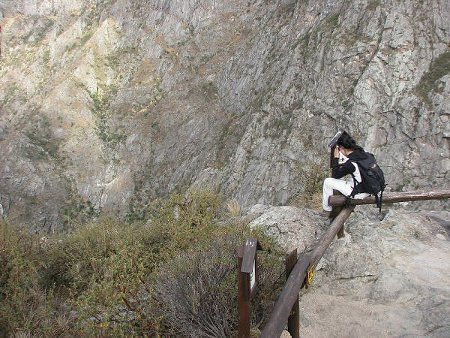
[285,249,300,338]
[329,190,450,207]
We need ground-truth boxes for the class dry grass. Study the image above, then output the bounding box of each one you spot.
[226,198,242,217]
[0,190,285,336]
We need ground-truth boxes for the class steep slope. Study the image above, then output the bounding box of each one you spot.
[0,0,449,231]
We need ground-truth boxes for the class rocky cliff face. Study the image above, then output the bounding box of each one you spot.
[0,0,449,231]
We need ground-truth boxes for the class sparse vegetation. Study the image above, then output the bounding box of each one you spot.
[62,192,98,228]
[201,81,219,99]
[42,49,51,65]
[325,12,340,30]
[88,85,126,148]
[367,0,381,11]
[227,198,242,217]
[2,84,28,105]
[22,17,55,46]
[415,51,450,104]
[292,152,328,210]
[24,114,59,159]
[80,30,94,46]
[0,190,285,336]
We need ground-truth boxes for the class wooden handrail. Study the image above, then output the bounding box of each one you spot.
[309,206,355,266]
[329,190,450,207]
[260,189,449,338]
[260,206,355,338]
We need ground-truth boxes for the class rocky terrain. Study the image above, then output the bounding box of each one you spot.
[0,1,449,336]
[249,204,450,337]
[0,0,449,231]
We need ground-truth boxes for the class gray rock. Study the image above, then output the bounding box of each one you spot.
[249,205,327,253]
[0,0,449,230]
[250,205,450,337]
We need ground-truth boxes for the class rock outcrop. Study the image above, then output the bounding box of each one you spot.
[249,205,450,337]
[0,0,449,230]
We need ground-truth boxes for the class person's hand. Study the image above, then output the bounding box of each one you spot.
[334,146,340,158]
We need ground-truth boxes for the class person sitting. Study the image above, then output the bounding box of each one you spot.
[322,131,370,213]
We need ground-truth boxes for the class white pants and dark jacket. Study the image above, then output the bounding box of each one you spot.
[322,150,369,212]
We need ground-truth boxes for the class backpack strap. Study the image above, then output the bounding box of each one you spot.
[345,196,353,208]
[376,187,385,213]
[349,172,362,198]
[374,193,381,212]
[352,171,384,212]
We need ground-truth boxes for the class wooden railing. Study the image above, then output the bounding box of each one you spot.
[329,190,450,206]
[260,206,355,338]
[257,189,450,338]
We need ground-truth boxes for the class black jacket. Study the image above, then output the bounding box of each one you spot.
[331,149,368,180]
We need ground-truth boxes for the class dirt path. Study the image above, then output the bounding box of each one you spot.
[297,209,450,337]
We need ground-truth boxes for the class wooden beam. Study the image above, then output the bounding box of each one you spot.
[260,254,310,338]
[285,249,299,338]
[260,207,355,338]
[310,206,355,266]
[237,246,250,338]
[329,190,450,207]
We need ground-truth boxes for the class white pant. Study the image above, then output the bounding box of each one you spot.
[322,177,369,211]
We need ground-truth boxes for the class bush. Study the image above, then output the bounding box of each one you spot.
[0,191,286,336]
[0,222,70,337]
[154,235,240,337]
[42,219,161,336]
[153,227,285,337]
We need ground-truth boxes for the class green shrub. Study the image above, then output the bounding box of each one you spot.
[153,231,285,337]
[0,222,70,336]
[0,191,286,336]
[42,219,159,335]
[292,155,328,210]
[415,51,450,103]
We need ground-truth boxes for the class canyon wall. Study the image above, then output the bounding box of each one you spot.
[0,0,449,230]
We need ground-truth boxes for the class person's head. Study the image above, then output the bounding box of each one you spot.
[337,131,360,154]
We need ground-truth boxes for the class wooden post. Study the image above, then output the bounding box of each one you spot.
[238,238,259,338]
[261,207,355,338]
[286,249,299,338]
[237,245,250,338]
[310,206,355,266]
[333,192,345,238]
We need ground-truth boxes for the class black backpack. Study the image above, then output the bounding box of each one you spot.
[350,152,386,211]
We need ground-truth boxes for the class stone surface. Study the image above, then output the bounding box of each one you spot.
[0,0,449,230]
[249,205,450,337]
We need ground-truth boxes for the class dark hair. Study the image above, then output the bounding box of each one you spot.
[337,131,362,151]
